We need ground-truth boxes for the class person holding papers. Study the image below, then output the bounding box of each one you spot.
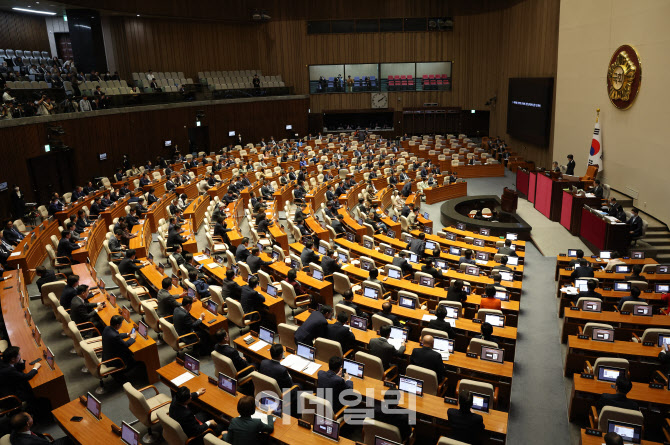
[294,305,332,345]
[409,335,445,382]
[223,396,275,445]
[369,325,406,369]
[316,356,353,413]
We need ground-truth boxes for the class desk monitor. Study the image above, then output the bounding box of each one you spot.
[217,373,237,396]
[187,288,196,298]
[435,259,448,270]
[567,249,578,257]
[449,246,460,256]
[271,251,279,261]
[33,327,41,347]
[574,279,589,292]
[484,313,505,327]
[98,278,106,290]
[480,228,490,236]
[357,218,364,225]
[615,264,632,274]
[403,234,413,243]
[423,212,429,219]
[121,421,140,445]
[338,252,349,263]
[506,256,519,266]
[494,291,509,301]
[509,243,516,251]
[425,241,437,251]
[398,375,423,397]
[473,238,485,247]
[480,346,504,364]
[592,328,615,342]
[423,226,432,235]
[632,304,652,316]
[137,320,149,339]
[409,253,419,264]
[318,245,327,255]
[297,343,315,361]
[433,336,454,353]
[363,286,379,300]
[375,437,402,445]
[313,414,340,441]
[204,247,211,258]
[471,392,490,413]
[147,252,153,264]
[312,269,324,281]
[599,250,612,259]
[257,242,264,253]
[346,232,356,242]
[506,233,518,241]
[171,274,179,288]
[45,347,55,370]
[613,281,631,292]
[658,265,669,274]
[391,216,398,223]
[630,251,645,259]
[456,223,466,231]
[350,315,368,331]
[582,301,602,313]
[86,392,102,420]
[462,284,471,294]
[655,284,670,293]
[419,276,434,288]
[342,359,364,378]
[204,299,218,316]
[290,258,300,270]
[363,239,373,249]
[658,334,670,347]
[597,366,624,383]
[499,271,513,282]
[259,327,275,344]
[259,392,282,417]
[384,246,395,256]
[476,252,489,261]
[121,305,131,323]
[443,306,459,320]
[184,354,200,375]
[607,420,642,444]
[465,265,479,276]
[387,268,401,279]
[389,326,408,342]
[266,284,277,297]
[361,259,374,271]
[386,229,395,238]
[108,292,117,308]
[446,232,457,241]
[398,295,416,309]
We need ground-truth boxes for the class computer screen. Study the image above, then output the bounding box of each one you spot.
[290,259,300,270]
[409,253,419,264]
[613,281,631,292]
[494,291,509,301]
[567,249,578,257]
[424,226,432,234]
[506,233,517,241]
[389,326,408,342]
[419,276,434,288]
[582,301,602,313]
[121,305,131,323]
[476,252,489,261]
[217,373,237,396]
[456,223,466,230]
[607,420,642,444]
[363,286,379,300]
[375,437,402,445]
[187,288,196,298]
[659,265,669,273]
[361,260,374,271]
[443,306,459,319]
[391,216,398,223]
[435,260,448,270]
[446,232,457,241]
[338,253,348,263]
[387,268,401,279]
[147,252,154,263]
[433,336,454,353]
[471,392,490,413]
[423,212,429,219]
[108,292,117,307]
[228,131,236,136]
[384,247,395,256]
[171,274,179,288]
[205,299,218,315]
[630,251,645,259]
[615,265,632,274]
[480,228,490,236]
[484,314,504,327]
[86,392,101,419]
[449,246,461,256]
[259,327,275,344]
[342,359,364,378]
[658,334,670,347]
[98,278,106,290]
[386,229,395,238]
[266,284,277,297]
[599,250,612,259]
[346,232,355,242]
[259,393,283,416]
[45,347,55,370]
[465,265,479,276]
[632,304,651,316]
[473,238,485,247]
[350,315,368,331]
[499,271,513,282]
[597,366,623,383]
[398,296,416,309]
[313,415,339,441]
[425,241,437,251]
[506,256,519,266]
[137,321,148,339]
[184,354,200,375]
[297,343,315,361]
[398,375,423,396]
[655,284,670,293]
[313,269,324,280]
[363,240,373,249]
[204,247,211,257]
[574,279,589,292]
[120,421,140,445]
[480,346,504,363]
[592,328,615,342]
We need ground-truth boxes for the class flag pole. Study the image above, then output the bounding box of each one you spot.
[596,108,600,123]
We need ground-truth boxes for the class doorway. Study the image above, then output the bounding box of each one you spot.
[54,33,73,61]
[188,126,210,154]
[27,149,77,205]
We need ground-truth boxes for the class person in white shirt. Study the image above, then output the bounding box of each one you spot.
[146,70,154,81]
[79,95,92,112]
[2,88,15,103]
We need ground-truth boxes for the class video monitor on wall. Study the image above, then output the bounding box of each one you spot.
[506,77,555,147]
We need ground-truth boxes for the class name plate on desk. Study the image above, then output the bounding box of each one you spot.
[565,267,573,271]
[580,373,594,379]
[643,341,655,346]
[585,428,602,437]
[466,352,478,358]
[578,335,589,340]
[383,381,396,388]
[207,376,217,385]
[620,311,630,315]
[472,319,482,324]
[443,397,458,405]
[606,270,614,274]
[603,287,612,291]
[644,289,653,293]
[649,382,664,389]
[298,419,311,429]
[569,306,580,311]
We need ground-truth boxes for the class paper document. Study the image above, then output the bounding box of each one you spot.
[304,362,322,375]
[387,338,403,350]
[206,263,220,269]
[171,372,195,386]
[281,354,311,371]
[421,314,437,322]
[249,340,270,352]
[585,193,596,198]
[252,411,270,425]
[561,286,578,295]
[193,254,208,262]
[9,252,20,257]
[445,318,456,327]
[475,260,487,266]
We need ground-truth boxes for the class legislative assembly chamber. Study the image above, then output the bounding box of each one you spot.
[0,1,668,445]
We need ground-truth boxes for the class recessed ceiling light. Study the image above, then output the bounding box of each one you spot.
[12,7,56,15]
[136,14,140,16]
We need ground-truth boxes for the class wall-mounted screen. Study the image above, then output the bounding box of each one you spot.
[507,77,555,147]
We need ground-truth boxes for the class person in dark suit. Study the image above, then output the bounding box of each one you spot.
[376,301,400,326]
[326,312,355,353]
[421,258,443,279]
[624,264,647,283]
[59,275,80,309]
[589,179,604,199]
[575,279,602,304]
[213,329,250,372]
[494,255,513,273]
[57,231,79,263]
[34,266,57,293]
[259,344,296,390]
[157,277,184,317]
[409,335,445,382]
[223,396,275,445]
[459,249,476,265]
[331,214,346,235]
[221,269,243,301]
[605,198,623,219]
[0,347,41,409]
[295,305,332,345]
[392,251,413,277]
[321,249,343,277]
[3,220,24,246]
[246,247,273,274]
[167,225,187,249]
[571,259,595,279]
[604,433,624,445]
[596,376,639,411]
[369,325,406,369]
[616,286,645,311]
[9,411,72,445]
[373,390,412,441]
[407,233,426,258]
[568,249,584,267]
[316,356,353,413]
[400,180,412,198]
[427,306,456,338]
[174,296,209,355]
[169,386,222,444]
[565,154,575,176]
[446,279,468,303]
[70,285,104,331]
[235,238,251,263]
[627,208,643,240]
[300,239,320,268]
[496,239,517,257]
[118,249,145,277]
[102,315,147,383]
[240,276,265,329]
[340,290,364,317]
[447,392,485,445]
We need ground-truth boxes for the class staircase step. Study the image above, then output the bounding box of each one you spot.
[644,232,670,239]
[646,226,669,233]
[645,237,670,245]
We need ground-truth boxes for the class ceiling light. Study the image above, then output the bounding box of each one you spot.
[136,14,140,17]
[12,7,56,15]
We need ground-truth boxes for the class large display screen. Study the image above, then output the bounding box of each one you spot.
[506,77,554,147]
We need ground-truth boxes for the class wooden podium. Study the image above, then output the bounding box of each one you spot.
[534,172,581,221]
[501,187,518,213]
[560,190,602,235]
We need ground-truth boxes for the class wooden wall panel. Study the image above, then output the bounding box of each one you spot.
[0,11,50,52]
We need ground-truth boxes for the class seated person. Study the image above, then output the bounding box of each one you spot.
[259,344,297,392]
[369,325,405,369]
[316,356,353,413]
[421,258,443,279]
[575,278,602,304]
[479,284,501,310]
[223,396,275,445]
[459,249,476,265]
[409,335,445,382]
[373,390,412,442]
[497,239,517,257]
[340,289,363,317]
[446,279,468,303]
[476,322,498,344]
[624,264,647,282]
[326,312,355,353]
[376,301,400,326]
[570,259,594,279]
[596,375,638,411]
[213,329,250,372]
[426,306,456,338]
[568,249,584,267]
[616,286,645,311]
[447,392,485,445]
[169,386,223,442]
[494,255,512,273]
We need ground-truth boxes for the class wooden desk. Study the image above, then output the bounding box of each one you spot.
[0,272,70,408]
[145,193,172,233]
[266,255,334,307]
[433,227,526,252]
[561,310,670,343]
[72,217,106,265]
[176,180,201,200]
[184,194,210,231]
[554,256,655,281]
[99,195,132,227]
[452,163,505,178]
[128,217,151,259]
[8,219,61,283]
[423,181,468,205]
[54,190,104,225]
[53,399,120,445]
[580,207,630,253]
[560,191,602,236]
[579,429,662,445]
[535,173,578,221]
[557,269,670,286]
[557,289,667,317]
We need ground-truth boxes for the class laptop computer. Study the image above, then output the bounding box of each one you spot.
[86,392,102,420]
[217,373,237,396]
[258,327,275,345]
[338,253,348,263]
[499,271,513,282]
[350,315,368,331]
[375,437,402,445]
[582,300,602,313]
[506,256,519,266]
[607,420,642,444]
[494,291,509,301]
[630,251,645,259]
[184,354,200,375]
[592,328,615,342]
[363,240,374,249]
[398,375,424,397]
[387,268,401,279]
[425,241,437,251]
[655,284,670,293]
[318,245,327,255]
[574,279,589,292]
[386,229,395,238]
[435,259,448,270]
[296,343,315,361]
[342,358,365,378]
[45,347,55,370]
[443,305,459,320]
[409,253,419,264]
[398,295,416,309]
[613,281,631,292]
[480,346,504,364]
[449,246,461,256]
[423,226,432,234]
[384,246,395,256]
[473,238,485,247]
[597,366,624,382]
[312,269,324,280]
[484,313,504,327]
[456,223,466,230]
[433,336,454,360]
